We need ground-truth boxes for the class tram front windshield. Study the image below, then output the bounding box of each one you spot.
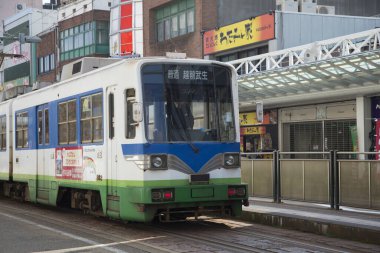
[141,64,236,143]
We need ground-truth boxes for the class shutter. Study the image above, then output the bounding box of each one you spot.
[324,120,356,154]
[283,121,322,158]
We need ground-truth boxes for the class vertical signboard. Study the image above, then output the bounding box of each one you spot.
[110,0,143,57]
[376,121,380,160]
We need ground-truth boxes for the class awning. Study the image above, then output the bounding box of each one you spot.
[229,28,380,110]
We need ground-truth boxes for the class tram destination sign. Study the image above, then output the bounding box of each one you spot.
[165,65,213,82]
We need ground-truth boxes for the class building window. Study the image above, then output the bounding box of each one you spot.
[50,54,55,70]
[58,100,77,145]
[16,112,28,148]
[38,54,55,74]
[155,0,195,42]
[44,55,50,72]
[39,57,44,74]
[81,93,103,143]
[217,46,269,74]
[0,116,6,151]
[60,21,109,62]
[96,21,109,44]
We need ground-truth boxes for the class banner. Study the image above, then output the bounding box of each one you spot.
[203,13,275,55]
[349,126,358,152]
[376,121,380,160]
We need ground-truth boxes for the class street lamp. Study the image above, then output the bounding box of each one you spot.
[18,33,42,52]
[1,33,42,53]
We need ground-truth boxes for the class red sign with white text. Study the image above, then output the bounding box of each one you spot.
[55,147,83,180]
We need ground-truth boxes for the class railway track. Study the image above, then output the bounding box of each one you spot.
[0,197,377,253]
[148,220,350,253]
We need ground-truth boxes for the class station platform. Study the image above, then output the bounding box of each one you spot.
[241,198,380,245]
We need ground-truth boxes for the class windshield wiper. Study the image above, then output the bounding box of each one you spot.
[188,141,199,154]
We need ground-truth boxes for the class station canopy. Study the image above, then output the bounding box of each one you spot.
[229,29,380,110]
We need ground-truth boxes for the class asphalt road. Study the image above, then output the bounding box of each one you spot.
[0,196,379,253]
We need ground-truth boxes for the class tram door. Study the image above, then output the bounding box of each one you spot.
[37,104,50,201]
[107,87,118,196]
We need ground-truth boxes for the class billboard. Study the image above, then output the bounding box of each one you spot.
[203,13,275,55]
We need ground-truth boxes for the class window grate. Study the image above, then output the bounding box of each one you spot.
[324,120,356,159]
[284,121,322,159]
[283,120,357,159]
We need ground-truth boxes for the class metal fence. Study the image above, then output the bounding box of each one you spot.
[241,151,380,210]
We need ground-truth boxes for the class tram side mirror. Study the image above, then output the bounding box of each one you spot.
[132,102,143,122]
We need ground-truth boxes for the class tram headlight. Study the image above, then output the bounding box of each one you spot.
[150,155,168,169]
[224,153,240,168]
[152,157,162,167]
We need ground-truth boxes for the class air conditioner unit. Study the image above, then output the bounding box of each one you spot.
[317,5,335,15]
[15,3,26,12]
[276,0,298,12]
[298,0,317,13]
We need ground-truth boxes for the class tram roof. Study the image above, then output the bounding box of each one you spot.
[229,28,380,111]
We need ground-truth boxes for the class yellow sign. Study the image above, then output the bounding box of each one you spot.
[203,13,275,55]
[240,126,266,135]
[240,112,258,126]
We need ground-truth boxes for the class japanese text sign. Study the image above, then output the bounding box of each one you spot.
[203,13,275,55]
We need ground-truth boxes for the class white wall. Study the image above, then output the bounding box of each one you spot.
[58,0,110,22]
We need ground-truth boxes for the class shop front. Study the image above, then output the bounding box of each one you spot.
[239,110,278,154]
[280,101,357,158]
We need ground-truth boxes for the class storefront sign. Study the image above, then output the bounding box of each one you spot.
[239,110,277,126]
[203,13,275,55]
[3,42,30,69]
[4,76,29,89]
[240,126,266,135]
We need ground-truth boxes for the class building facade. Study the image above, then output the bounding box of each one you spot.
[109,0,143,57]
[0,0,43,37]
[1,8,57,98]
[143,0,218,58]
[57,0,111,71]
[36,28,58,87]
[200,1,380,155]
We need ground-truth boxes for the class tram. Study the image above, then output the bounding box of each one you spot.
[0,55,248,222]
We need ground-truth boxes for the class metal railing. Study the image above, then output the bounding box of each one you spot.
[241,151,380,210]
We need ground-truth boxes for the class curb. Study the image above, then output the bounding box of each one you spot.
[240,211,380,245]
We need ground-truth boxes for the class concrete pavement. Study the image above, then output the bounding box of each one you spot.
[242,198,380,245]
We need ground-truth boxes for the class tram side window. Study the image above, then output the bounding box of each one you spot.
[59,100,77,145]
[38,110,43,145]
[16,112,29,148]
[0,115,6,150]
[45,109,49,144]
[80,93,103,143]
[38,109,50,145]
[126,89,136,139]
